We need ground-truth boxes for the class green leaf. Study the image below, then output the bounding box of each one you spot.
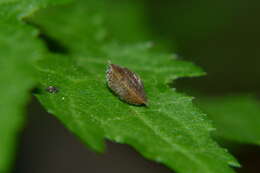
[197,95,260,145]
[31,1,239,172]
[0,0,70,171]
[0,0,71,20]
[35,48,238,173]
[0,21,43,173]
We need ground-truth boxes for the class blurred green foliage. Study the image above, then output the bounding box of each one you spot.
[0,0,260,173]
[197,95,260,145]
[0,21,41,173]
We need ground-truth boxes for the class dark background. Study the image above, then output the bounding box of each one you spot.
[14,0,260,172]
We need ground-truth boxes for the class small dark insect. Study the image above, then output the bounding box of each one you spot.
[46,86,59,94]
[106,63,147,105]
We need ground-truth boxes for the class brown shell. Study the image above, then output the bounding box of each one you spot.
[106,63,147,105]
